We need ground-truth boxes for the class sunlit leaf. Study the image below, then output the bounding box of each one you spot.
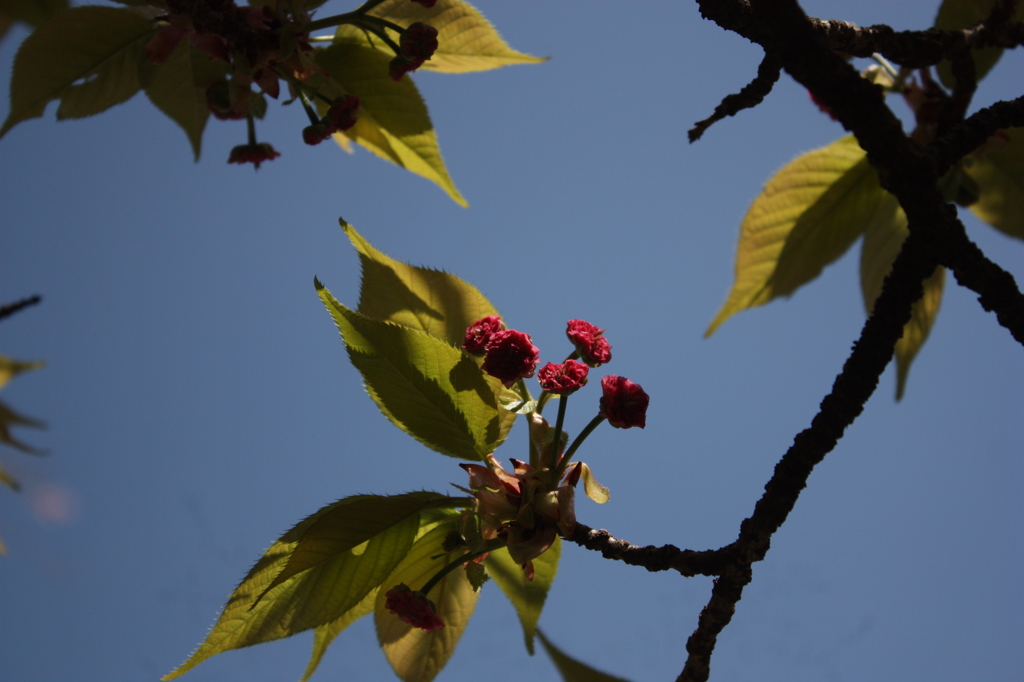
[859,191,944,401]
[333,0,545,74]
[316,281,504,460]
[312,42,466,206]
[934,0,1023,89]
[706,136,882,336]
[141,38,227,160]
[964,127,1024,239]
[299,588,379,682]
[484,539,560,655]
[537,629,633,682]
[163,493,455,680]
[375,518,479,682]
[578,463,609,504]
[0,356,45,454]
[0,6,156,137]
[343,221,501,346]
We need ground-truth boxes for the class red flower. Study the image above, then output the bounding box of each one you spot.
[566,319,612,367]
[302,123,332,145]
[384,584,445,631]
[537,360,589,395]
[227,143,281,170]
[401,22,439,62]
[462,315,504,355]
[389,22,438,80]
[326,95,360,132]
[482,329,540,388]
[599,375,649,429]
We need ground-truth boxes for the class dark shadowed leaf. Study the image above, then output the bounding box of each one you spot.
[0,6,155,137]
[934,0,1023,89]
[964,127,1024,239]
[484,540,559,654]
[537,629,633,682]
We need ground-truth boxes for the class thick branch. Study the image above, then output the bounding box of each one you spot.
[568,523,729,577]
[930,95,1024,175]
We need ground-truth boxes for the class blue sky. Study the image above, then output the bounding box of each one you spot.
[1,2,1021,681]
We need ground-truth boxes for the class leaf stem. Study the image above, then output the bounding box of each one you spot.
[418,538,506,596]
[558,413,605,476]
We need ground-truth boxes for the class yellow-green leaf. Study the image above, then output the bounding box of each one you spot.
[163,493,450,680]
[0,355,43,391]
[317,281,504,460]
[1,6,156,137]
[312,42,466,206]
[578,463,609,504]
[484,539,560,655]
[706,136,882,336]
[964,127,1024,239]
[141,38,227,160]
[299,588,379,682]
[537,629,632,682]
[344,221,501,346]
[934,0,1023,89]
[375,519,479,682]
[333,0,545,74]
[859,191,945,401]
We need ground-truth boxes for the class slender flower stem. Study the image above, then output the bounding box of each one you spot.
[418,539,506,596]
[245,114,256,145]
[558,414,605,476]
[548,394,568,469]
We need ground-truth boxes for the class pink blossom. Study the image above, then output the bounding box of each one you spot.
[384,584,445,631]
[227,143,280,170]
[462,315,504,355]
[326,95,360,132]
[482,329,540,388]
[566,319,611,367]
[599,375,649,429]
[537,360,589,395]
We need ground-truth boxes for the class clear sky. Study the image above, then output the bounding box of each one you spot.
[1,2,1021,681]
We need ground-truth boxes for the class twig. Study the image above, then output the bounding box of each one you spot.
[688,52,782,142]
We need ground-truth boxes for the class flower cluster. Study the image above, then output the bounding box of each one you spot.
[461,454,580,577]
[143,0,440,166]
[389,22,440,81]
[384,584,445,631]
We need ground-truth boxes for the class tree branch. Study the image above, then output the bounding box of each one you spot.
[0,295,42,322]
[568,523,729,577]
[688,52,782,142]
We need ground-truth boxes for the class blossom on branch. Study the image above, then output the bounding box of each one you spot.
[384,584,445,631]
[326,95,360,132]
[537,360,589,395]
[227,143,280,169]
[462,315,504,354]
[482,329,540,387]
[599,375,649,429]
[389,22,439,80]
[566,319,611,366]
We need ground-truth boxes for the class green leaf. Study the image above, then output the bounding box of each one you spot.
[964,127,1024,240]
[334,0,546,74]
[0,0,68,28]
[537,629,633,682]
[934,0,1023,89]
[375,519,479,682]
[859,191,944,401]
[483,539,560,655]
[1,6,156,137]
[316,281,505,461]
[578,463,609,504]
[141,38,227,160]
[299,588,379,682]
[343,221,501,346]
[311,42,466,206]
[706,136,882,336]
[163,493,454,680]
